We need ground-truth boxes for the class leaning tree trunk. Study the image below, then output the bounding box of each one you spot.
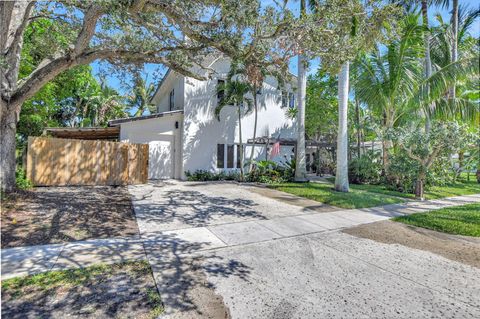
[248,90,258,172]
[335,61,350,192]
[415,168,426,200]
[450,0,458,99]
[355,93,361,159]
[421,0,433,133]
[0,102,19,192]
[295,54,307,181]
[238,104,244,181]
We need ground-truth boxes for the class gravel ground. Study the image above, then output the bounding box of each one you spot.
[1,261,162,319]
[1,186,139,248]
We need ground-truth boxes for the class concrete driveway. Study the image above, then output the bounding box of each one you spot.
[129,181,480,318]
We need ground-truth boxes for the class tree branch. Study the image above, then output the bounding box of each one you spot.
[72,4,103,56]
[10,48,208,109]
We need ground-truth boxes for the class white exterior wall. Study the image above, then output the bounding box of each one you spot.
[181,57,296,177]
[118,113,183,179]
[154,73,185,113]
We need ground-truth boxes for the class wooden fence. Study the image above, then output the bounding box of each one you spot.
[27,136,149,186]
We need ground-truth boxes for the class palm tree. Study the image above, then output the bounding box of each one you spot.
[215,79,252,181]
[126,74,156,117]
[428,8,479,123]
[335,61,350,192]
[243,63,265,172]
[356,13,478,174]
[355,14,425,170]
[295,0,308,181]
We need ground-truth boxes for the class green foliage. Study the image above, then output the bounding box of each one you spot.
[392,121,470,167]
[305,72,337,143]
[126,74,157,117]
[393,203,480,237]
[348,152,382,185]
[15,168,33,190]
[246,160,295,183]
[385,151,421,193]
[17,18,127,152]
[185,170,239,182]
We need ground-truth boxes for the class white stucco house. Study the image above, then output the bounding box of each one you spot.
[109,56,297,180]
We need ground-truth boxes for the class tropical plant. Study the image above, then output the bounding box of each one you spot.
[214,69,253,181]
[391,120,470,199]
[348,151,382,185]
[126,74,156,117]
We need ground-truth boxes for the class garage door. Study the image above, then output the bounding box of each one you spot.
[148,138,174,179]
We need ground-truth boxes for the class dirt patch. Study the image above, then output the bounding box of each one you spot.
[151,251,232,319]
[1,261,162,319]
[1,186,139,248]
[343,220,480,268]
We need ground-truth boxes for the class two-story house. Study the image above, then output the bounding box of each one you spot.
[109,56,297,179]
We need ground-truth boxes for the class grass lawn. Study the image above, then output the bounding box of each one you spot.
[1,261,163,319]
[326,175,480,200]
[269,182,405,209]
[393,203,480,237]
[270,177,480,209]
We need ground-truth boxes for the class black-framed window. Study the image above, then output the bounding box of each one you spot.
[169,89,175,111]
[217,79,225,105]
[289,92,295,108]
[281,91,288,108]
[236,145,242,168]
[217,144,244,169]
[217,144,225,168]
[227,145,234,168]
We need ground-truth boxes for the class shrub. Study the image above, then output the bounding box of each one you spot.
[246,160,294,183]
[15,168,33,190]
[184,170,239,181]
[385,152,419,193]
[348,152,382,184]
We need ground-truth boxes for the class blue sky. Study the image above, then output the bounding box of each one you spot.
[91,0,479,94]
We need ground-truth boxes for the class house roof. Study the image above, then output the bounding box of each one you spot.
[149,68,172,104]
[108,110,183,126]
[150,56,298,104]
[43,127,120,140]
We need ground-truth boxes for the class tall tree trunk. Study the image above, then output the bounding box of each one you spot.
[238,104,244,181]
[335,61,350,192]
[355,93,361,158]
[421,0,433,132]
[450,0,458,99]
[415,168,426,200]
[381,112,390,173]
[295,54,307,181]
[0,101,19,191]
[248,90,258,172]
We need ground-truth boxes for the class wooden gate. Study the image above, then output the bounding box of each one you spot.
[27,137,149,186]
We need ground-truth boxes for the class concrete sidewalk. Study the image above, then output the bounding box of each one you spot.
[2,193,479,280]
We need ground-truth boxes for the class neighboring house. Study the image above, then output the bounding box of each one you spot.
[109,56,297,180]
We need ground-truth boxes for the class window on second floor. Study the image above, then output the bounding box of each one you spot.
[169,89,175,111]
[289,92,295,108]
[217,79,225,105]
[281,91,288,108]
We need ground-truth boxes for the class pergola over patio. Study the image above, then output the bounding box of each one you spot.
[43,127,120,141]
